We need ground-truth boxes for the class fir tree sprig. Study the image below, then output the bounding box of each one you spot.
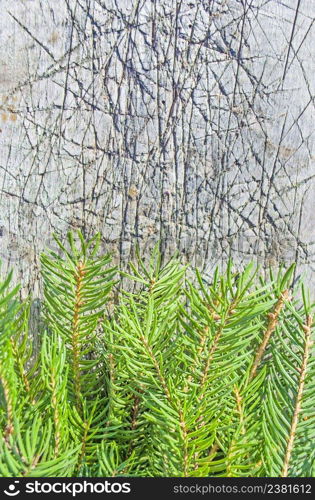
[0,233,314,477]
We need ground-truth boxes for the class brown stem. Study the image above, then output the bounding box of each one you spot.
[179,408,189,477]
[281,314,313,477]
[208,443,219,459]
[199,300,237,392]
[0,374,14,439]
[72,261,85,409]
[185,300,222,393]
[225,291,289,476]
[140,335,188,475]
[124,394,142,459]
[106,352,116,427]
[130,395,140,431]
[234,386,245,436]
[184,326,208,393]
[225,387,246,477]
[75,420,90,473]
[193,300,237,469]
[22,454,40,476]
[51,376,61,457]
[10,338,31,394]
[141,335,172,401]
[249,290,289,381]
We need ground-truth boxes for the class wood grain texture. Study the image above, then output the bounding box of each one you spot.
[0,0,314,295]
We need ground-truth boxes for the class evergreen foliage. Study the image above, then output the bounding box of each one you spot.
[0,232,314,477]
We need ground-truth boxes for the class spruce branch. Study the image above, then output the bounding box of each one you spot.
[281,314,313,477]
[249,289,290,381]
[0,240,314,478]
[72,260,85,410]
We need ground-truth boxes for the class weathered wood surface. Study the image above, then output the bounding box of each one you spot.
[0,0,314,296]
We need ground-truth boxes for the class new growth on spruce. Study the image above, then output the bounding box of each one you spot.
[0,232,314,477]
